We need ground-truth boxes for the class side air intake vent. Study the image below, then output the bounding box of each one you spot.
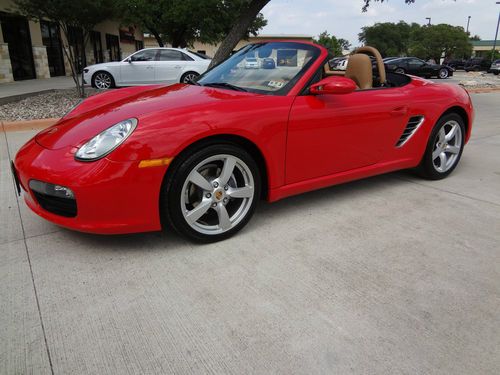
[396,116,424,147]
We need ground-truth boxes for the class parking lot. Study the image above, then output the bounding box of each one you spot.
[1,90,500,374]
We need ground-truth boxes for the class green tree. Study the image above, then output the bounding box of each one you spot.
[358,21,419,57]
[117,0,267,49]
[409,24,472,62]
[314,31,343,56]
[14,0,114,96]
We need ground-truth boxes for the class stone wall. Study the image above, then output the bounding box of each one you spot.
[32,46,50,79]
[0,43,14,83]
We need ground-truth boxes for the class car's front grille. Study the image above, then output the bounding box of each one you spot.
[32,191,77,218]
[396,116,425,147]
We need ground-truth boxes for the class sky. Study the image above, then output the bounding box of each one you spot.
[260,0,500,47]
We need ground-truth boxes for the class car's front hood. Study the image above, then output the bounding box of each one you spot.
[85,62,122,70]
[35,84,257,150]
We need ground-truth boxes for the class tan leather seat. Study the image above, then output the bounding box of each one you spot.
[345,54,373,89]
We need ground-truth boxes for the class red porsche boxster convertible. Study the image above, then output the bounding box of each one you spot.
[12,41,473,242]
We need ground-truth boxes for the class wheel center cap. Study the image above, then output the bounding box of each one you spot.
[214,189,224,201]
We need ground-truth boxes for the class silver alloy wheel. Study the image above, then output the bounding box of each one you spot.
[439,68,449,79]
[180,154,255,235]
[432,120,462,173]
[182,73,198,83]
[94,72,112,89]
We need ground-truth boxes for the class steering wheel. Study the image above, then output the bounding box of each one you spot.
[354,46,387,86]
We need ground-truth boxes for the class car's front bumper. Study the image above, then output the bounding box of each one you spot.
[13,138,167,234]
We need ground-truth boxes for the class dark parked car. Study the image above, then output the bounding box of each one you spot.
[445,59,467,70]
[384,57,453,79]
[464,57,491,72]
[261,57,276,69]
[490,59,500,75]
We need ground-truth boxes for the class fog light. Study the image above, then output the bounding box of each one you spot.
[29,180,75,199]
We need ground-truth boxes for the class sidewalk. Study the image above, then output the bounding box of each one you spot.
[0,76,77,104]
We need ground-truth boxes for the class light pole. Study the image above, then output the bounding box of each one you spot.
[492,2,500,62]
[425,17,431,26]
[466,16,471,34]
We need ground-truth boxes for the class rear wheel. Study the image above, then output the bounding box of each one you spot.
[181,71,199,84]
[417,113,465,180]
[163,143,261,242]
[438,68,449,79]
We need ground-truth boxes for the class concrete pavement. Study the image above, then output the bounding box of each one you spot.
[0,76,76,104]
[1,93,499,374]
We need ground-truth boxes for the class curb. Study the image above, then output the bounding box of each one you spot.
[1,118,59,132]
[0,89,58,105]
[465,87,500,94]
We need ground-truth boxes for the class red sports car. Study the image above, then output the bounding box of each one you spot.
[12,42,473,242]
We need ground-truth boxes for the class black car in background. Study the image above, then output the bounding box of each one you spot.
[465,57,491,72]
[444,59,467,70]
[384,57,454,79]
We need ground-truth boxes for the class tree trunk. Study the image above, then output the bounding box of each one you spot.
[60,23,84,97]
[209,0,270,68]
[148,27,164,47]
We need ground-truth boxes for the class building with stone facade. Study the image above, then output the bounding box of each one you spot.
[0,0,144,84]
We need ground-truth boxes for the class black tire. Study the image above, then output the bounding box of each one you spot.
[180,71,200,84]
[91,71,115,89]
[416,113,465,180]
[494,71,499,76]
[162,142,261,243]
[395,67,406,74]
[438,68,449,79]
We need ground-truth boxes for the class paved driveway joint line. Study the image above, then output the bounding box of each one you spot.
[2,122,55,375]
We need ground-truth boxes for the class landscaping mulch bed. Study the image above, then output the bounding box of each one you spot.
[0,88,100,121]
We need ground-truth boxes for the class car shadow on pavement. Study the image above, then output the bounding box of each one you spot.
[52,171,412,250]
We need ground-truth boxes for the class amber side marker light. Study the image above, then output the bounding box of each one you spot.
[138,158,173,168]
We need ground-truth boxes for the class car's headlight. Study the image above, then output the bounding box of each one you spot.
[75,118,137,161]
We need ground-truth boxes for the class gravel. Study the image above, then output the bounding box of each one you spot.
[458,71,500,89]
[0,88,101,121]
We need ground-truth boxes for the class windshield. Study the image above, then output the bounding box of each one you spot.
[197,42,321,95]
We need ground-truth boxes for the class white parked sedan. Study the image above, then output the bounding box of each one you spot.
[83,48,211,89]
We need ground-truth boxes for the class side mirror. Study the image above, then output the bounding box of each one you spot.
[310,77,357,95]
[126,57,132,63]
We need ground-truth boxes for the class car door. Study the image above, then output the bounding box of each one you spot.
[155,49,186,84]
[285,87,410,184]
[407,58,427,76]
[120,49,157,85]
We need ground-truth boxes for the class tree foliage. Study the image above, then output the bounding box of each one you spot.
[359,21,472,60]
[362,0,416,12]
[359,21,419,57]
[410,24,472,62]
[116,0,267,49]
[314,31,349,56]
[13,0,114,96]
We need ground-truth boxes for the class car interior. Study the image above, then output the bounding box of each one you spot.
[323,46,411,90]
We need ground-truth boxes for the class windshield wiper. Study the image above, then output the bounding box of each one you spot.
[202,82,247,92]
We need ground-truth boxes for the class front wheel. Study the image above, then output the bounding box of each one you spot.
[163,143,261,242]
[417,113,465,180]
[438,68,449,79]
[92,71,114,89]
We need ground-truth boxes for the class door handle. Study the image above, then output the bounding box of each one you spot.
[174,65,181,69]
[146,66,154,69]
[391,106,408,116]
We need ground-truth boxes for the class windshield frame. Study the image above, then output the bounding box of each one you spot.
[196,42,322,96]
